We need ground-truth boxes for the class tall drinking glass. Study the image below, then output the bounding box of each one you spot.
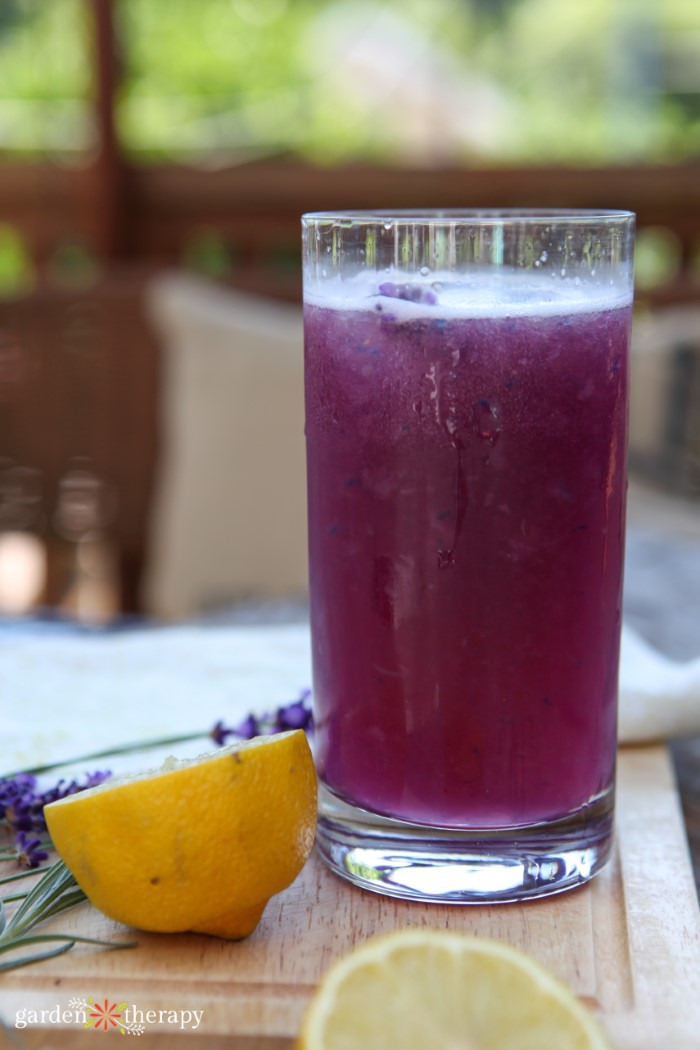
[302,211,634,903]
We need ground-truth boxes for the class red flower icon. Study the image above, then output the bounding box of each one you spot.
[89,1000,122,1032]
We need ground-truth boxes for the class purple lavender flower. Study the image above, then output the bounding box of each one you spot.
[3,798,36,832]
[82,770,112,790]
[36,771,112,821]
[378,281,438,306]
[210,720,233,746]
[1,771,111,834]
[0,772,37,800]
[210,690,314,746]
[274,700,314,733]
[14,830,49,869]
[0,774,39,831]
[234,714,260,740]
[0,773,37,816]
[210,713,260,745]
[266,689,314,735]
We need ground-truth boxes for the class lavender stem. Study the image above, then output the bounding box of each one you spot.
[0,730,208,781]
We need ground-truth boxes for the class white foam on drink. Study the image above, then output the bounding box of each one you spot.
[304,269,633,319]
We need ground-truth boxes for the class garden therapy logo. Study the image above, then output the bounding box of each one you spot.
[14,997,204,1033]
[77,998,140,1035]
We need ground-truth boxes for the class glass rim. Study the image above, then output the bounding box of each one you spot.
[302,208,635,225]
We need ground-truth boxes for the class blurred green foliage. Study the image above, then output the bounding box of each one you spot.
[0,0,699,164]
[0,223,33,294]
[0,0,90,154]
[634,227,683,288]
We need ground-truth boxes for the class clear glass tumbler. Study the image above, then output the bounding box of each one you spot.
[302,210,635,903]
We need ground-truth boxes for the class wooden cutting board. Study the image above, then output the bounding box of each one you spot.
[2,745,700,1050]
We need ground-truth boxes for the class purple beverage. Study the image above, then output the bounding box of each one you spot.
[303,211,634,903]
[306,288,630,828]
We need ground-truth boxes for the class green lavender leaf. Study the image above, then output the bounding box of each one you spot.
[0,933,137,956]
[0,859,137,972]
[5,859,76,934]
[0,934,76,957]
[0,867,45,887]
[0,939,74,973]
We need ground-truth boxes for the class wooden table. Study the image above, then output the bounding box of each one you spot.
[1,746,699,1049]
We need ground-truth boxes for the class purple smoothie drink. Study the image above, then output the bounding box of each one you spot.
[303,211,635,903]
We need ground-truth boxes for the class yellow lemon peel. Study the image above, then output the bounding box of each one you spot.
[45,730,317,940]
[298,929,612,1050]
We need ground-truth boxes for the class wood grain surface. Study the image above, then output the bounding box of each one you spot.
[1,745,699,1050]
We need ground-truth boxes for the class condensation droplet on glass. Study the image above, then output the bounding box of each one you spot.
[560,268,566,277]
[534,259,541,268]
[419,266,430,277]
[591,268,596,276]
[540,250,548,262]
[384,223,393,231]
[432,281,443,292]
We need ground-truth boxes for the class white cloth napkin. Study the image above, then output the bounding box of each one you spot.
[1,624,313,778]
[1,621,698,777]
[619,623,700,743]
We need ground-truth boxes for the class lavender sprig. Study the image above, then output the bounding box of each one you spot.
[1,736,206,782]
[13,832,49,869]
[213,689,314,744]
[0,859,137,973]
[1,770,112,839]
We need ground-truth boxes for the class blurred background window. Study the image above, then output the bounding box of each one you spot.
[0,0,699,166]
[118,0,699,166]
[0,0,92,157]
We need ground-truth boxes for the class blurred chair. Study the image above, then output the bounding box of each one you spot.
[142,274,307,620]
[629,305,700,497]
[0,276,160,619]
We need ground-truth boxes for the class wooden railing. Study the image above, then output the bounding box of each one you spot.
[3,160,700,303]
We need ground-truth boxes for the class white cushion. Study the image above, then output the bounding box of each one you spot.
[143,274,307,619]
[630,304,700,466]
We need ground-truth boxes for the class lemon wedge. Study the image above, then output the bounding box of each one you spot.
[45,730,317,940]
[298,929,611,1049]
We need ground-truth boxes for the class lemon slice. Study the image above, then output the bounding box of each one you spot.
[298,929,611,1049]
[45,730,317,940]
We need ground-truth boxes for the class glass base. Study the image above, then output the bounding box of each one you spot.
[316,784,614,904]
